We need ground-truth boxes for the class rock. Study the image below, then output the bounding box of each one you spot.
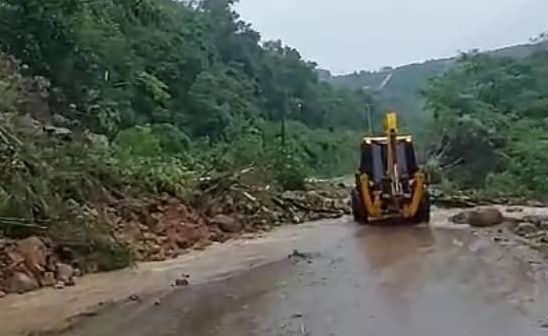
[468,208,504,227]
[521,215,547,226]
[56,263,75,285]
[54,281,65,289]
[211,214,241,233]
[41,272,56,287]
[506,207,524,213]
[128,294,141,302]
[174,278,189,286]
[516,222,537,235]
[449,211,470,224]
[452,239,464,247]
[16,237,48,278]
[539,221,548,230]
[6,272,39,293]
[288,249,314,264]
[43,125,73,141]
[0,291,5,298]
[52,113,72,128]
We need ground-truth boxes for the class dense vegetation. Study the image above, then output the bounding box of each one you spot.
[327,41,548,135]
[0,0,375,182]
[422,48,548,199]
[0,0,381,268]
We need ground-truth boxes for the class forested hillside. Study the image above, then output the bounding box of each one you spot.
[325,41,548,132]
[0,0,376,272]
[422,48,548,198]
[0,0,375,178]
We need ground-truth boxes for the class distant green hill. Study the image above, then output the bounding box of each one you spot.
[323,41,548,132]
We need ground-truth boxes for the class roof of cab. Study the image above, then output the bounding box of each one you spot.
[362,135,413,145]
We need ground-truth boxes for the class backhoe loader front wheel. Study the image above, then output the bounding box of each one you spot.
[351,189,368,224]
[415,191,431,224]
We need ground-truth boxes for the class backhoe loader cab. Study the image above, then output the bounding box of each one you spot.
[351,111,430,225]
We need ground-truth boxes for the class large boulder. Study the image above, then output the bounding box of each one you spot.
[468,208,504,227]
[16,237,48,278]
[5,272,39,293]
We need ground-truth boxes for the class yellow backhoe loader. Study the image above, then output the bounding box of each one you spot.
[351,111,430,225]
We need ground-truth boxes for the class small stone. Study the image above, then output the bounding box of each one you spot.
[0,291,6,298]
[54,281,65,290]
[128,294,141,302]
[154,299,161,306]
[540,322,548,329]
[493,237,502,242]
[174,278,189,287]
[506,207,524,213]
[449,211,470,224]
[291,312,304,318]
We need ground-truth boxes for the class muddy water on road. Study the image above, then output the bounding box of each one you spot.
[62,217,548,336]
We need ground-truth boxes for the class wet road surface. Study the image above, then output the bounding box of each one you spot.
[60,220,548,336]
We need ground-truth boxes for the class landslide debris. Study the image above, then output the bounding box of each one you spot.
[431,189,544,208]
[191,168,350,231]
[511,214,548,253]
[0,236,77,294]
[0,170,350,296]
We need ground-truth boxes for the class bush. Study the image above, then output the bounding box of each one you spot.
[482,171,530,198]
[272,149,309,191]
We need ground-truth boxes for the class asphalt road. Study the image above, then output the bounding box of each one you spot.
[59,217,548,336]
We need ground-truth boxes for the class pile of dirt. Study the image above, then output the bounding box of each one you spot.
[112,196,227,262]
[110,172,350,262]
[0,236,77,295]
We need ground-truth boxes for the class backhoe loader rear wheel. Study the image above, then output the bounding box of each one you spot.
[415,191,431,224]
[351,189,368,224]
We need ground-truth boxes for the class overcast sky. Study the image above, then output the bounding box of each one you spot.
[235,0,548,74]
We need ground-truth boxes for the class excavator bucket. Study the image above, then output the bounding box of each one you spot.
[351,111,430,225]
